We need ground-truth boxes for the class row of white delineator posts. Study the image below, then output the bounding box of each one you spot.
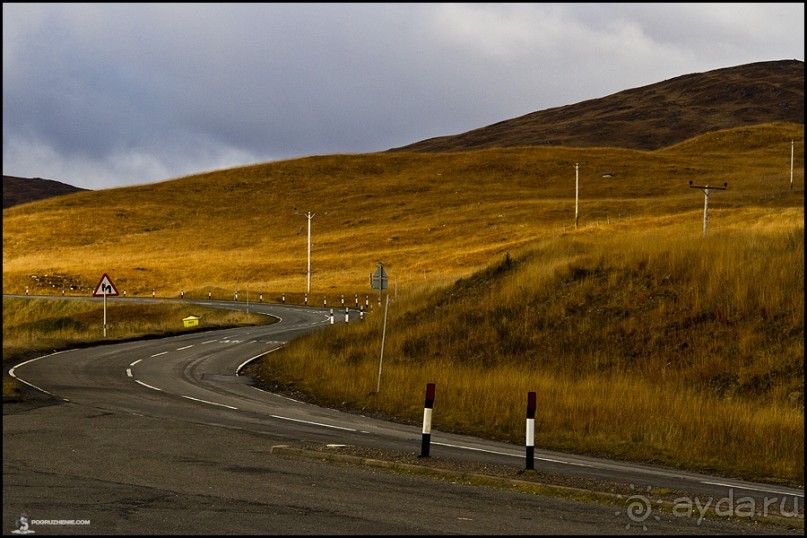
[328,307,365,324]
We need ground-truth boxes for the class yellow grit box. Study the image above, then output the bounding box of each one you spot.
[182,315,201,328]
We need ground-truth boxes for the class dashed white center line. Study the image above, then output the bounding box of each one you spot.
[150,351,167,357]
[176,345,194,351]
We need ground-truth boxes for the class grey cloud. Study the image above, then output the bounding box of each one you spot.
[3,3,804,189]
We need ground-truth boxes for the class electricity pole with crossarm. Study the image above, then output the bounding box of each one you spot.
[689,181,727,237]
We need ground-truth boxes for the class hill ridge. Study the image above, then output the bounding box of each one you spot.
[389,59,804,153]
[3,175,89,209]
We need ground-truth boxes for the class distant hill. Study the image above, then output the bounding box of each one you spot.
[389,59,804,153]
[3,175,89,209]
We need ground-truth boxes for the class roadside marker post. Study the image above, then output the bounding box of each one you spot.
[526,391,536,470]
[420,383,436,458]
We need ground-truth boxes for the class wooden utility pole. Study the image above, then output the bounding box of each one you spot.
[574,163,580,230]
[689,181,727,237]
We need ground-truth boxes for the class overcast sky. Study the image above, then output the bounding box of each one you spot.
[3,3,804,190]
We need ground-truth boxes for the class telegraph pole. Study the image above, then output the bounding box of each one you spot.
[307,212,314,294]
[574,163,580,230]
[689,181,727,237]
[791,139,794,190]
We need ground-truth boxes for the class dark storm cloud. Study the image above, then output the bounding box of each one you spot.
[3,3,804,189]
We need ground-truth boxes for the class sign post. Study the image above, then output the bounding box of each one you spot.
[376,294,390,392]
[370,262,391,392]
[92,273,120,337]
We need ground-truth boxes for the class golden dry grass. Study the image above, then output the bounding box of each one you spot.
[261,215,804,484]
[4,123,802,298]
[3,122,804,484]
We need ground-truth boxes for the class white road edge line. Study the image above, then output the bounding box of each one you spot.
[236,350,275,374]
[269,414,357,432]
[239,346,302,403]
[431,441,593,467]
[182,395,238,410]
[699,481,804,498]
[8,350,71,402]
[135,379,163,391]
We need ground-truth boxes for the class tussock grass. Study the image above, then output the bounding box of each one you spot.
[3,122,804,484]
[262,218,804,484]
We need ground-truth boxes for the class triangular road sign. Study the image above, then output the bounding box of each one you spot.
[370,262,388,291]
[92,273,120,297]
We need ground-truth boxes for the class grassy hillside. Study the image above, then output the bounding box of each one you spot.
[261,217,803,484]
[3,175,90,210]
[2,123,803,299]
[391,59,804,152]
[3,122,804,484]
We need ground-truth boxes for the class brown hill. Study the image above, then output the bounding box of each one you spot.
[3,175,89,209]
[389,59,804,153]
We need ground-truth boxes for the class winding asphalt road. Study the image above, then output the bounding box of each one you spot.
[3,295,803,534]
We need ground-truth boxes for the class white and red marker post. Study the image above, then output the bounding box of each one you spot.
[526,391,536,470]
[419,383,436,458]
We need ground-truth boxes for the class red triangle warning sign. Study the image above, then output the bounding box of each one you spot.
[92,273,119,297]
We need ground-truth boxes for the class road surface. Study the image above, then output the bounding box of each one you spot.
[3,296,803,534]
